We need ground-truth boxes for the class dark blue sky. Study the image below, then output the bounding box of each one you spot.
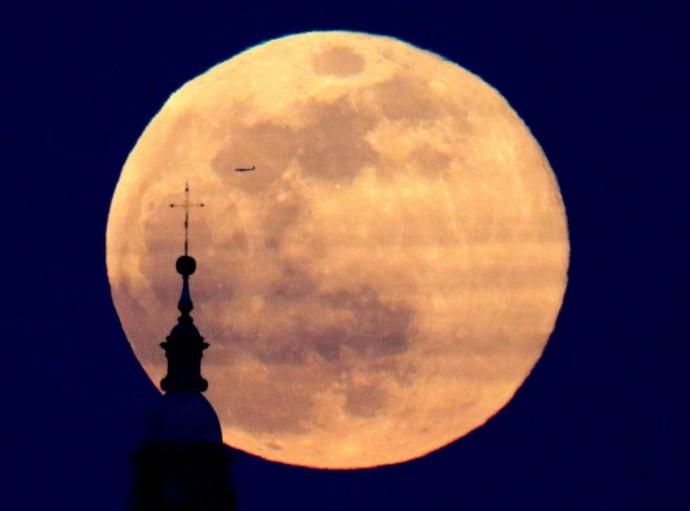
[3,2,689,510]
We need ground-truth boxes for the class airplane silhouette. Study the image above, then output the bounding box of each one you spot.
[235,166,255,172]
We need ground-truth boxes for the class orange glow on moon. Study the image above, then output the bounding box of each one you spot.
[106,31,569,468]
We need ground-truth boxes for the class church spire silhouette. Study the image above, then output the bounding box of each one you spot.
[129,182,236,511]
[161,182,208,392]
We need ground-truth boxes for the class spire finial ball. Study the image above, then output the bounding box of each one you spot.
[176,255,196,276]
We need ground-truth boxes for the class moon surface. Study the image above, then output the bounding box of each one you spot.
[106,31,569,469]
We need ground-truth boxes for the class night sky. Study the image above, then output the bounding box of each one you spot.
[4,2,689,510]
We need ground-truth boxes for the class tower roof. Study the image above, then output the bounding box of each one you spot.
[149,392,222,444]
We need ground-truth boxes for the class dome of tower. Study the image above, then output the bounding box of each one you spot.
[148,392,223,444]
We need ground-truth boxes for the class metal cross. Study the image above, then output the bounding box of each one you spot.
[169,182,205,256]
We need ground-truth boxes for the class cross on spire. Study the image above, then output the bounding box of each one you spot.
[169,182,205,256]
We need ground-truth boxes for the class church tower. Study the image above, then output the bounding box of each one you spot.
[129,183,235,510]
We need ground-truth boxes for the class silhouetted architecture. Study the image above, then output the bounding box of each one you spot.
[160,253,209,394]
[129,184,235,510]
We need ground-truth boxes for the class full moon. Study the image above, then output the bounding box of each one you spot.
[107,31,569,469]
